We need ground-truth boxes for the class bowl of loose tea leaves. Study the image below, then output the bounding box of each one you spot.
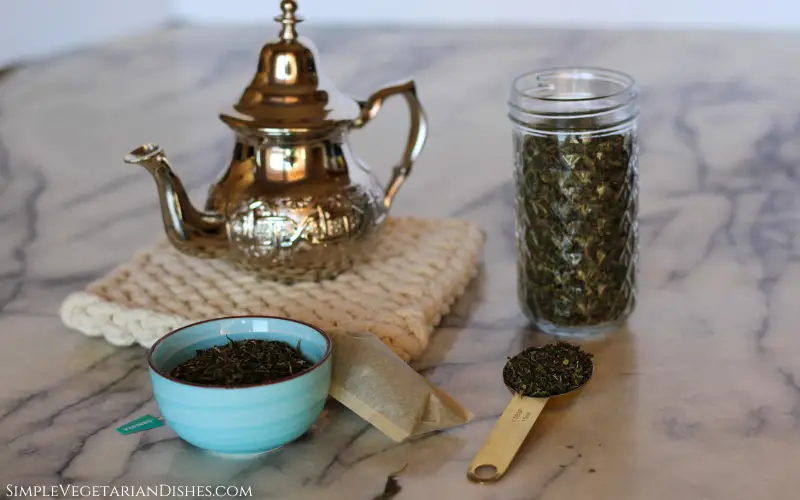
[147,316,332,456]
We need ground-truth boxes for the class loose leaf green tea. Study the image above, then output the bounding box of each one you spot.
[503,341,593,398]
[170,338,313,386]
[514,123,638,329]
[371,465,407,500]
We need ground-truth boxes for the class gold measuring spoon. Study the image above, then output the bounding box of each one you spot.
[467,353,594,484]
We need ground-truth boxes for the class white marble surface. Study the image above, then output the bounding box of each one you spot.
[2,25,800,499]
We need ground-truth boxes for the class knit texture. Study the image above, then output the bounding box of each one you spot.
[60,217,485,362]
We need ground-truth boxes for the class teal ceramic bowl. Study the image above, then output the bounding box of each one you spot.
[148,316,332,456]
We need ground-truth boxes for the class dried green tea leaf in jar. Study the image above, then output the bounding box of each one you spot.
[515,124,638,330]
[509,67,639,336]
[503,341,593,398]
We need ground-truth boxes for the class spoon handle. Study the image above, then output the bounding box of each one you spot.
[467,395,548,483]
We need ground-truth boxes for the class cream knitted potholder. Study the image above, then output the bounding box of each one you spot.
[60,217,485,362]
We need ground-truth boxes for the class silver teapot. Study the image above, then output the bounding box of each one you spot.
[125,0,427,282]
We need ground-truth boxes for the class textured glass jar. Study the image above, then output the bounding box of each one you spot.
[508,67,639,337]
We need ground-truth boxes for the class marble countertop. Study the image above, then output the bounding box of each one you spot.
[2,24,800,499]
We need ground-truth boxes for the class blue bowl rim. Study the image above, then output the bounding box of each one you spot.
[147,315,333,389]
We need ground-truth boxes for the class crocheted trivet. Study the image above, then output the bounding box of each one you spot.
[60,217,485,362]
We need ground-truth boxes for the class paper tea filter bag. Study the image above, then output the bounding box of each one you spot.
[327,330,473,442]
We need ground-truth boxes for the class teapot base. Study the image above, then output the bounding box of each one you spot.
[229,230,380,284]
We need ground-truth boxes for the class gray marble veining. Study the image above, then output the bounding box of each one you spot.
[2,25,800,499]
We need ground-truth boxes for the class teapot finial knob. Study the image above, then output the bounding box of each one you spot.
[275,0,302,41]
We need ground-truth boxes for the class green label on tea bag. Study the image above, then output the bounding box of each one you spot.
[116,415,164,435]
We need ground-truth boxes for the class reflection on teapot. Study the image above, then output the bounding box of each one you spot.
[125,0,427,283]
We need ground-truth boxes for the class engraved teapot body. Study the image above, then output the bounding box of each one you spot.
[125,1,427,282]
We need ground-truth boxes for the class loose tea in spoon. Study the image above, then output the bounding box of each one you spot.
[503,341,593,398]
[467,341,594,483]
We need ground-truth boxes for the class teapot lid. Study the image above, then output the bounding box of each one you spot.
[219,0,361,134]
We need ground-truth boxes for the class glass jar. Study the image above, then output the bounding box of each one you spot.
[508,67,639,337]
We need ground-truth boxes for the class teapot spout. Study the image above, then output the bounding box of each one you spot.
[125,144,227,258]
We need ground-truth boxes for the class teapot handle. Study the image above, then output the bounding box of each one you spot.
[352,80,428,210]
